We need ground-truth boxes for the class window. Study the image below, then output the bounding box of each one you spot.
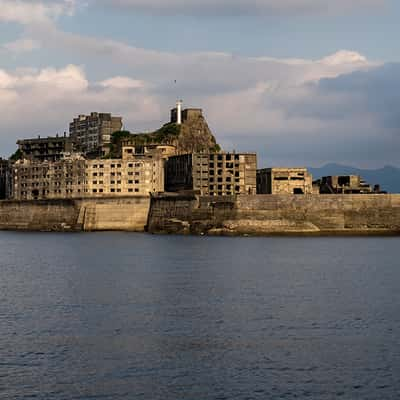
[111,188,115,192]
[135,180,139,184]
[93,189,97,193]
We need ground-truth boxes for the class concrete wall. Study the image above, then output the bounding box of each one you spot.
[148,194,400,235]
[78,197,150,231]
[2,194,399,234]
[0,199,82,231]
[0,196,150,232]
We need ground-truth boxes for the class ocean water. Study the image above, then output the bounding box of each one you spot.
[0,232,400,400]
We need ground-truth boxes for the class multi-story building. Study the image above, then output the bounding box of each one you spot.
[17,134,73,162]
[13,155,87,200]
[11,148,164,201]
[85,147,164,197]
[166,152,257,196]
[0,158,12,199]
[69,112,123,156]
[315,175,374,194]
[257,168,313,195]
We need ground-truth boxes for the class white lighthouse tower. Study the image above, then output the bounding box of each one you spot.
[176,100,183,125]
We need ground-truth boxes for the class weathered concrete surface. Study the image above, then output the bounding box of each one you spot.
[0,196,150,232]
[147,194,400,235]
[79,197,150,231]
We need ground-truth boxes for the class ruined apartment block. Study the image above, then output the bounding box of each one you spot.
[0,158,12,200]
[316,175,374,194]
[12,148,164,201]
[13,155,87,200]
[85,154,164,197]
[257,168,313,195]
[166,153,257,196]
[69,112,123,157]
[17,134,73,162]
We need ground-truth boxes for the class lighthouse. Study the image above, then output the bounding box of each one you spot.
[176,100,183,125]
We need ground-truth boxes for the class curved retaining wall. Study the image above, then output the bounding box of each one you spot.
[147,194,400,235]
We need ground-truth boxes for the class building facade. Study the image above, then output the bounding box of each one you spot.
[166,152,257,196]
[0,158,12,199]
[13,155,87,200]
[316,175,374,194]
[12,149,164,201]
[69,112,123,156]
[17,134,73,162]
[257,168,313,195]
[85,155,164,197]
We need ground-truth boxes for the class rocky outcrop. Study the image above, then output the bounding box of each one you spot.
[115,109,219,155]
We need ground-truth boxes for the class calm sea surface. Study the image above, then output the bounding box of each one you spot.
[0,232,399,400]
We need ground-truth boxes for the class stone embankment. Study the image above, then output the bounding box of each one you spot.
[147,194,400,236]
[1,194,400,234]
[0,197,150,232]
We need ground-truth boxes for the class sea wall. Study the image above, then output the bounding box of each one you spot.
[2,194,399,234]
[147,194,400,235]
[0,196,150,232]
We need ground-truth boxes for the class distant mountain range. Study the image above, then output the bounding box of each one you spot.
[308,163,400,194]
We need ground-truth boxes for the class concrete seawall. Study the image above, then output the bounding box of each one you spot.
[0,197,150,232]
[1,194,400,234]
[147,194,400,235]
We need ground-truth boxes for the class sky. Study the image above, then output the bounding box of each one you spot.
[0,0,399,168]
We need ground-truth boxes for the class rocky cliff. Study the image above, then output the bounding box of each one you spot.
[113,109,219,155]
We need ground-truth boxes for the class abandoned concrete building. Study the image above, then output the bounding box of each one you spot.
[69,112,123,157]
[85,147,164,197]
[0,158,12,199]
[257,168,313,195]
[12,148,164,201]
[17,134,73,162]
[166,152,257,196]
[119,142,177,160]
[315,175,375,194]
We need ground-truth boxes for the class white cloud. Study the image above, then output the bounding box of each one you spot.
[97,0,386,16]
[0,0,75,25]
[100,76,145,89]
[0,65,162,151]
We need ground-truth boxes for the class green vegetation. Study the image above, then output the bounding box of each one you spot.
[111,130,131,144]
[130,123,181,145]
[9,149,22,161]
